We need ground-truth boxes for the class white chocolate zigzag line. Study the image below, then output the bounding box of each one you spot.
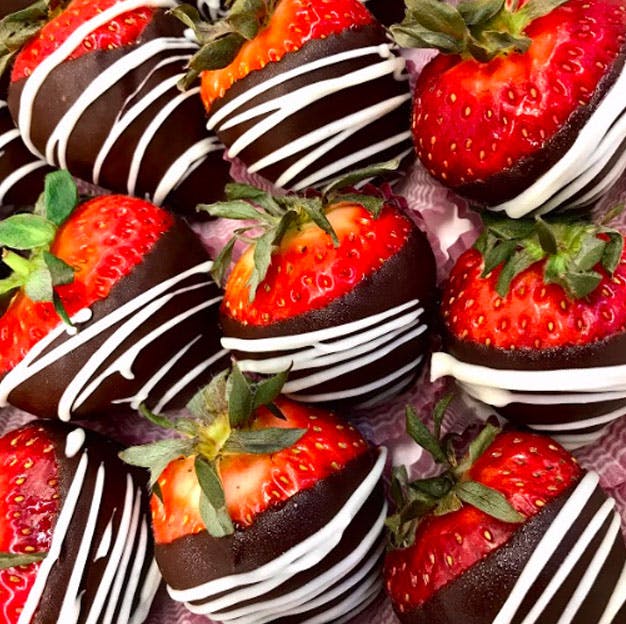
[491,61,626,218]
[537,107,626,214]
[17,0,178,158]
[599,562,626,624]
[168,447,387,603]
[0,161,49,205]
[0,260,215,419]
[494,472,607,624]
[201,502,386,614]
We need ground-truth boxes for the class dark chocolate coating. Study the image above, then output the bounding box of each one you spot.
[156,450,378,587]
[454,40,626,208]
[8,10,230,218]
[222,223,438,407]
[397,480,626,624]
[0,0,33,19]
[0,99,54,208]
[209,24,413,190]
[363,0,407,26]
[3,217,228,420]
[16,421,158,624]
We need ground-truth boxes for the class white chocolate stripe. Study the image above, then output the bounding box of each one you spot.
[152,348,229,414]
[17,451,90,624]
[57,462,107,623]
[68,288,220,415]
[47,37,194,169]
[0,127,21,150]
[18,0,178,157]
[537,108,626,214]
[129,560,162,624]
[203,503,386,615]
[520,498,615,624]
[223,299,421,352]
[556,511,622,624]
[493,472,600,624]
[168,448,387,603]
[491,61,626,217]
[0,161,50,205]
[599,562,626,624]
[0,260,216,420]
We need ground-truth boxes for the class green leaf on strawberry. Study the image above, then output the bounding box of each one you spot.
[474,213,624,299]
[387,397,524,549]
[0,170,80,322]
[198,160,401,299]
[120,365,305,537]
[0,551,47,569]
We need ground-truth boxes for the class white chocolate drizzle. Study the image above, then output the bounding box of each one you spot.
[14,0,224,205]
[490,61,626,217]
[431,351,626,449]
[0,260,221,420]
[166,448,387,623]
[18,427,160,623]
[207,43,411,190]
[222,299,426,404]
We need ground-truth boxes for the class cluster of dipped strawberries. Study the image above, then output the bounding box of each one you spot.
[0,0,624,623]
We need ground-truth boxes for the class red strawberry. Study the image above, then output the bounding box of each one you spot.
[0,424,59,623]
[11,0,154,82]
[179,0,412,190]
[197,0,374,110]
[393,0,626,212]
[0,420,159,623]
[121,366,387,622]
[383,403,626,623]
[203,176,436,406]
[432,215,626,449]
[0,170,226,420]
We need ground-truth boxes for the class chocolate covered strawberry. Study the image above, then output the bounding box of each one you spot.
[431,214,626,448]
[202,170,437,406]
[0,170,226,420]
[121,366,387,622]
[0,420,160,623]
[393,0,626,215]
[4,0,230,217]
[179,0,412,190]
[384,405,626,623]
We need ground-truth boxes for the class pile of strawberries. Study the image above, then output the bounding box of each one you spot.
[0,0,625,623]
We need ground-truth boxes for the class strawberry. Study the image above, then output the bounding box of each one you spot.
[393,0,626,214]
[121,366,387,622]
[384,401,626,623]
[0,170,226,420]
[202,169,437,406]
[0,420,159,623]
[4,0,230,216]
[177,0,412,190]
[431,214,626,448]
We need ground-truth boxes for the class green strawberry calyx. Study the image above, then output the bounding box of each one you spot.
[119,365,305,538]
[0,0,67,77]
[171,0,278,90]
[198,159,400,302]
[474,212,624,299]
[386,396,524,550]
[390,0,570,62]
[0,169,79,324]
